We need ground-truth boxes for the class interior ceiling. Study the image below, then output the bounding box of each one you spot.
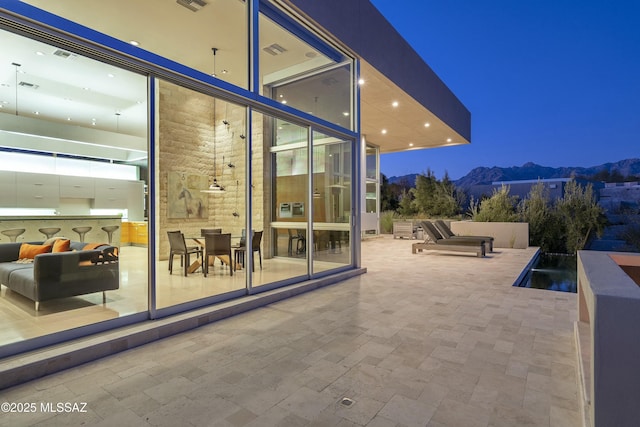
[1,0,468,162]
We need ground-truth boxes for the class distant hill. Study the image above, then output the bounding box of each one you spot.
[387,173,418,187]
[387,159,640,189]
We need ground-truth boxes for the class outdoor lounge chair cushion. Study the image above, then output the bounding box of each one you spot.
[433,220,494,252]
[414,221,486,257]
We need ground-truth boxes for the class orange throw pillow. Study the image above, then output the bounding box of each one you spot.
[52,239,71,253]
[19,243,52,259]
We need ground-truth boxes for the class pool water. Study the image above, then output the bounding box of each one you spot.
[517,253,577,293]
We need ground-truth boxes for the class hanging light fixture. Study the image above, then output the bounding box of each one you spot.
[232,180,240,217]
[202,97,225,193]
[211,47,218,77]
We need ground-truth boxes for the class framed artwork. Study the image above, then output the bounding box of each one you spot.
[167,172,208,219]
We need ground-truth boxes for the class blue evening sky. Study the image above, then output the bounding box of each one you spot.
[371,0,640,180]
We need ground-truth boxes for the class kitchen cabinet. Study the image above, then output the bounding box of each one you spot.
[122,221,147,246]
[93,179,129,208]
[59,176,95,198]
[0,171,16,207]
[16,172,59,208]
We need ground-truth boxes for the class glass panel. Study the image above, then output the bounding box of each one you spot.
[156,81,246,308]
[259,11,353,130]
[366,145,378,180]
[22,0,249,89]
[366,182,378,214]
[312,131,352,273]
[0,28,148,348]
[251,111,308,287]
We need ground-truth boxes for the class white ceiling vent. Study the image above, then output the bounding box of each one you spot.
[177,0,207,12]
[52,49,78,60]
[18,81,39,89]
[263,44,287,56]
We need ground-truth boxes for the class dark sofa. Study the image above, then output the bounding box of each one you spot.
[0,241,119,311]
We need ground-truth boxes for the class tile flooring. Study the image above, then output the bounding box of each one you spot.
[0,236,581,426]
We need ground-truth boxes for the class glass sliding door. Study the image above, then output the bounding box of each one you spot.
[155,80,246,309]
[0,28,148,349]
[312,131,352,273]
[251,111,309,287]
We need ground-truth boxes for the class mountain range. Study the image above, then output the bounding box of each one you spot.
[387,158,640,189]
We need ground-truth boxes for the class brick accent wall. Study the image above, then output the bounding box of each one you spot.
[157,81,265,260]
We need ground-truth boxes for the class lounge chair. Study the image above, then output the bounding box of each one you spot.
[412,221,486,258]
[433,220,494,252]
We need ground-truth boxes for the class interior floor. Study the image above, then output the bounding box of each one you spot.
[0,244,351,347]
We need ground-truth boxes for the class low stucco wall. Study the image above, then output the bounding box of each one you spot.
[449,221,529,249]
[577,251,640,427]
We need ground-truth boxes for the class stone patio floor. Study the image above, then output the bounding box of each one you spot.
[0,236,581,427]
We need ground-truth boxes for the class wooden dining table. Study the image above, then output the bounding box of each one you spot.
[186,236,243,272]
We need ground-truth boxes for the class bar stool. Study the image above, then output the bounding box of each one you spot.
[72,226,92,243]
[101,225,119,245]
[39,227,61,239]
[1,228,26,242]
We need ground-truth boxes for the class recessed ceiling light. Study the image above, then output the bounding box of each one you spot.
[35,51,45,56]
[358,78,365,85]
[83,87,90,91]
[107,73,115,78]
[33,111,39,115]
[381,129,387,134]
[424,122,430,128]
[129,40,140,46]
[222,69,228,74]
[342,112,349,116]
[281,100,287,104]
[446,138,452,142]
[67,117,72,121]
[409,143,414,147]
[392,101,399,108]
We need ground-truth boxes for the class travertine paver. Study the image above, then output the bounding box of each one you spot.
[0,236,580,426]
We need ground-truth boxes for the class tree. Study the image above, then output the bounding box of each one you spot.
[411,169,461,217]
[473,185,519,222]
[555,180,606,253]
[380,173,399,212]
[518,182,565,252]
[398,188,417,216]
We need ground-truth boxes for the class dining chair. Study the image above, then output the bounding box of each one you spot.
[167,230,203,276]
[201,228,222,236]
[203,233,233,277]
[287,228,304,255]
[234,230,263,272]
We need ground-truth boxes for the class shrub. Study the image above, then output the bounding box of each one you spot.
[619,219,640,251]
[380,210,399,234]
[473,185,519,222]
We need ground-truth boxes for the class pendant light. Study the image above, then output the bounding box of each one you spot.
[202,96,225,193]
[211,47,218,77]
